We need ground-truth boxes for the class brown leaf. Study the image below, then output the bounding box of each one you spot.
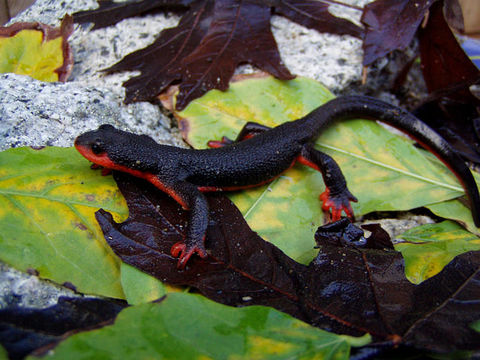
[96,172,480,353]
[105,1,214,105]
[174,0,295,110]
[73,0,192,30]
[403,251,480,351]
[415,0,480,163]
[361,0,437,66]
[0,297,126,359]
[273,0,363,38]
[74,0,362,109]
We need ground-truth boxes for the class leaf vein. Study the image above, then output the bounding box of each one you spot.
[318,143,463,192]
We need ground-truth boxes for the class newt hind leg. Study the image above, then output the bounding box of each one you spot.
[298,144,357,221]
[207,122,271,148]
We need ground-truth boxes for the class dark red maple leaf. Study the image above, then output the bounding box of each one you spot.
[74,0,363,109]
[0,297,126,359]
[105,1,216,108]
[96,172,480,354]
[273,0,363,38]
[414,0,480,163]
[361,0,437,66]
[419,1,479,97]
[72,0,193,31]
[171,0,297,110]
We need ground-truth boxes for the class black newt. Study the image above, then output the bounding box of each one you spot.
[75,95,480,268]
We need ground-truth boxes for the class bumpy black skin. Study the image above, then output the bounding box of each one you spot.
[75,95,480,267]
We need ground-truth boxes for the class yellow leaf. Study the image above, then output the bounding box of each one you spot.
[0,147,128,298]
[0,15,73,82]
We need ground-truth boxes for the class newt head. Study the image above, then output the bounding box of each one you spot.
[75,124,165,178]
[74,124,118,170]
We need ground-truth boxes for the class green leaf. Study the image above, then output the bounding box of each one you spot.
[0,16,73,82]
[0,147,128,298]
[34,292,370,360]
[396,221,480,283]
[0,344,7,360]
[421,151,480,236]
[179,76,335,147]
[120,263,166,305]
[427,199,480,236]
[174,75,469,263]
[471,320,480,332]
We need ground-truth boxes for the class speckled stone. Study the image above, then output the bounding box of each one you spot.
[11,0,373,98]
[0,73,181,150]
[0,262,80,309]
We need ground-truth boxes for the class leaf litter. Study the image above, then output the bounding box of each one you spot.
[73,0,362,109]
[96,172,480,354]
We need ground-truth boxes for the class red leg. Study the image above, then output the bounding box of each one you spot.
[171,238,207,269]
[298,144,357,221]
[145,175,209,269]
[158,180,210,269]
[90,163,112,176]
[207,122,271,148]
[207,136,234,148]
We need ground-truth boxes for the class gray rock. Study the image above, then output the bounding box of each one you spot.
[11,0,373,98]
[3,0,184,152]
[0,73,181,151]
[8,0,97,26]
[0,262,80,309]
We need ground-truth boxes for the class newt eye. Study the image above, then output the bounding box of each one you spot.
[91,140,104,155]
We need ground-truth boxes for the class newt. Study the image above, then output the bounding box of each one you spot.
[75,95,480,268]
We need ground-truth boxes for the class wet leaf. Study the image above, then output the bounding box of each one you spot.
[73,0,192,31]
[361,0,437,66]
[272,0,363,38]
[74,0,362,109]
[165,75,473,263]
[0,15,73,82]
[416,0,480,163]
[37,293,368,360]
[402,251,480,351]
[104,0,295,109]
[0,147,128,299]
[418,1,479,97]
[0,297,126,360]
[396,221,480,283]
[97,172,480,353]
